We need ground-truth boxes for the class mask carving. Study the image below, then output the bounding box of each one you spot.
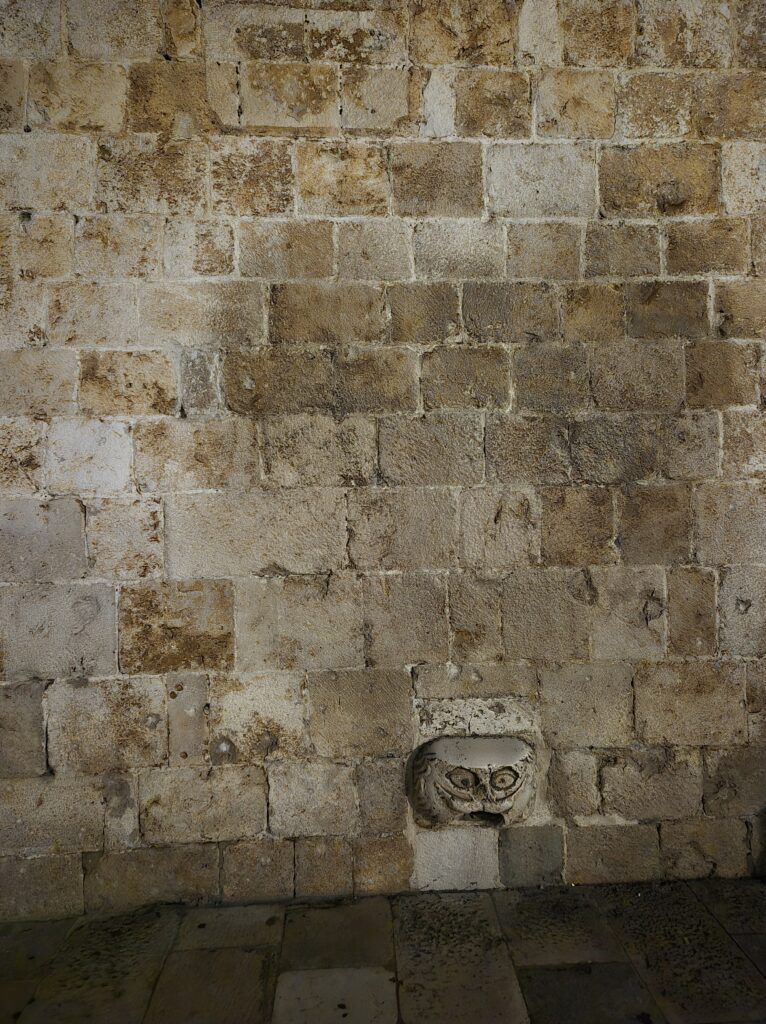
[407,736,536,827]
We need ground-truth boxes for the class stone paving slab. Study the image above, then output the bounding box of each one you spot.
[272,967,398,1024]
[518,962,668,1024]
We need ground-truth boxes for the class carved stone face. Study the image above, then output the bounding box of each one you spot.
[407,736,536,827]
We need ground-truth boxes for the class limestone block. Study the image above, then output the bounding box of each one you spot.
[348,487,457,570]
[0,0,60,59]
[0,776,105,855]
[47,419,132,495]
[540,662,633,747]
[337,220,411,282]
[261,414,376,488]
[513,343,589,414]
[179,351,217,415]
[617,483,692,564]
[453,69,531,138]
[354,834,413,895]
[635,0,734,67]
[0,680,46,778]
[209,672,306,763]
[635,662,747,745]
[601,748,703,821]
[84,845,218,915]
[296,142,387,216]
[704,745,766,816]
[307,9,405,63]
[74,215,160,279]
[135,418,260,493]
[85,498,163,582]
[0,855,83,920]
[221,838,295,901]
[210,138,293,216]
[448,575,503,663]
[487,143,597,217]
[687,342,760,409]
[459,487,539,570]
[498,825,564,887]
[204,2,305,60]
[503,568,593,661]
[548,749,600,818]
[342,67,420,134]
[269,761,358,837]
[3,211,73,280]
[668,566,716,657]
[140,281,266,347]
[388,283,460,347]
[308,668,414,758]
[239,220,333,280]
[411,827,499,891]
[28,60,127,132]
[0,61,25,130]
[68,0,164,59]
[506,222,581,280]
[79,351,176,416]
[541,485,615,566]
[167,673,209,767]
[412,221,505,279]
[463,282,560,344]
[558,0,635,66]
[296,837,353,898]
[241,62,340,131]
[163,218,234,277]
[660,819,749,880]
[127,61,211,136]
[378,412,484,485]
[696,482,766,564]
[391,142,482,218]
[355,759,409,834]
[0,350,77,417]
[564,824,661,884]
[222,349,335,417]
[720,566,766,657]
[0,497,85,582]
[617,72,694,138]
[723,142,766,213]
[422,347,510,411]
[96,135,207,216]
[716,281,766,339]
[536,69,615,138]
[600,144,720,217]
[48,282,139,348]
[362,573,448,667]
[584,222,660,277]
[270,282,386,346]
[410,0,520,65]
[486,414,571,485]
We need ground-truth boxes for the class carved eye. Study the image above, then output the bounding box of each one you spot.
[447,767,479,792]
[490,767,519,792]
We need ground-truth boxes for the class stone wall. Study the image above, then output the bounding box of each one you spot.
[0,0,764,919]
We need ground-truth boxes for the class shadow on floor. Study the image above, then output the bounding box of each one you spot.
[1,879,765,1023]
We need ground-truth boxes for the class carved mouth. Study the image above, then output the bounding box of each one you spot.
[465,811,505,827]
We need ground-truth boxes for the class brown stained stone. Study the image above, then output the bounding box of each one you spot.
[503,568,593,662]
[735,0,766,67]
[459,487,540,570]
[453,69,531,138]
[84,846,218,915]
[134,418,260,492]
[600,144,721,217]
[336,349,420,415]
[617,483,691,564]
[487,143,597,218]
[413,220,505,279]
[209,672,305,764]
[161,0,201,58]
[548,749,600,818]
[270,283,386,346]
[392,142,483,218]
[563,283,624,344]
[388,283,460,347]
[513,343,589,414]
[239,220,334,280]
[28,60,126,133]
[506,222,581,280]
[687,341,760,408]
[210,138,293,216]
[296,142,388,215]
[558,0,635,66]
[422,347,510,411]
[348,487,457,571]
[753,215,766,274]
[487,414,571,485]
[79,351,176,417]
[0,680,46,779]
[378,413,484,486]
[119,580,234,675]
[410,0,521,65]
[222,838,294,902]
[67,0,163,59]
[618,72,695,138]
[541,485,615,566]
[695,72,766,140]
[720,565,766,657]
[536,69,615,138]
[661,819,750,879]
[261,414,376,488]
[337,220,411,281]
[448,574,504,663]
[716,280,766,339]
[356,759,409,835]
[668,566,717,657]
[354,834,414,895]
[2,211,73,280]
[295,837,353,899]
[463,282,559,345]
[704,745,766,816]
[308,668,413,758]
[601,747,703,821]
[223,349,335,416]
[96,135,207,217]
[0,855,83,920]
[0,419,45,495]
[342,66,421,134]
[0,61,26,131]
[636,0,734,66]
[696,482,766,564]
[127,61,211,136]
[204,4,305,61]
[0,775,106,856]
[667,218,749,275]
[74,214,159,279]
[591,339,685,413]
[627,281,709,340]
[163,218,235,278]
[723,410,766,478]
[306,9,405,64]
[635,662,747,746]
[240,61,339,131]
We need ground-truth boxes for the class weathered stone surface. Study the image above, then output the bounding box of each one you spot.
[667,218,749,275]
[696,482,766,564]
[617,483,691,564]
[661,819,750,879]
[342,66,420,133]
[716,280,766,339]
[0,350,77,418]
[210,138,293,216]
[548,749,600,818]
[68,0,163,59]
[0,497,85,583]
[140,280,266,347]
[704,744,766,817]
[378,413,483,485]
[686,341,760,408]
[498,825,564,887]
[354,834,413,895]
[723,142,766,213]
[163,218,234,278]
[337,220,411,281]
[222,838,294,901]
[723,410,766,478]
[270,282,386,346]
[720,566,766,657]
[541,662,633,747]
[636,0,734,66]
[119,580,234,675]
[410,0,521,65]
[29,60,127,132]
[79,351,176,417]
[0,855,83,921]
[537,69,615,137]
[559,0,635,65]
[542,485,615,565]
[388,283,460,347]
[269,761,358,837]
[635,662,747,746]
[459,486,539,569]
[627,281,709,339]
[487,414,570,484]
[600,144,721,217]
[513,343,589,413]
[0,775,105,855]
[85,498,162,582]
[464,282,559,344]
[349,487,456,570]
[487,143,597,217]
[411,828,500,891]
[507,222,581,280]
[96,135,206,216]
[0,680,46,778]
[295,837,353,898]
[454,69,531,137]
[308,668,413,758]
[84,845,218,914]
[413,220,505,279]
[565,824,662,884]
[167,672,208,767]
[363,573,448,666]
[601,747,703,821]
[241,61,340,131]
[0,134,95,211]
[618,72,694,138]
[262,414,375,488]
[668,566,716,656]
[0,61,25,130]
[356,759,408,834]
[134,419,260,492]
[391,142,482,217]
[296,142,387,215]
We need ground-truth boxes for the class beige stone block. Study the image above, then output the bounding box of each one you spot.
[308,668,413,758]
[74,215,160,279]
[119,580,234,675]
[48,281,139,348]
[391,142,482,218]
[166,490,347,577]
[487,143,597,217]
[453,69,531,138]
[563,282,624,344]
[518,0,562,66]
[84,845,218,915]
[47,419,132,495]
[0,497,85,583]
[48,676,167,774]
[356,759,408,834]
[687,342,760,408]
[748,661,766,741]
[548,749,599,818]
[180,350,216,415]
[0,680,46,778]
[296,837,353,899]
[422,347,510,411]
[236,574,363,673]
[668,219,748,277]
[502,568,592,661]
[388,283,460,347]
[723,142,766,213]
[716,280,766,339]
[348,487,456,571]
[411,0,519,64]
[720,565,766,656]
[486,414,571,485]
[565,824,661,885]
[419,66,456,139]
[735,0,766,67]
[0,350,76,418]
[617,72,694,139]
[79,351,176,417]
[210,137,292,216]
[513,343,589,414]
[140,281,266,347]
[635,0,734,67]
[269,760,358,837]
[164,218,234,277]
[499,825,564,887]
[270,282,385,346]
[0,855,83,921]
[342,66,420,134]
[537,69,615,138]
[459,487,539,570]
[635,662,747,746]
[465,282,560,344]
[140,765,266,844]
[204,3,305,60]
[241,62,339,131]
[127,60,211,136]
[337,220,411,282]
[206,59,238,127]
[0,0,60,59]
[262,414,375,488]
[354,834,413,895]
[135,418,259,492]
[723,410,766,478]
[617,483,691,565]
[412,221,505,279]
[558,0,635,65]
[696,482,766,564]
[448,574,503,663]
[209,672,305,764]
[161,0,201,58]
[222,838,294,902]
[627,281,709,340]
[412,827,499,891]
[167,672,208,767]
[704,745,766,816]
[307,9,405,63]
[86,498,163,582]
[363,574,448,667]
[415,694,537,741]
[296,141,387,215]
[753,215,766,274]
[68,0,164,59]
[0,775,105,855]
[239,220,333,280]
[668,566,716,657]
[602,748,703,821]
[0,419,45,494]
[28,60,127,132]
[336,349,420,416]
[590,565,666,661]
[96,135,207,217]
[0,61,25,130]
[2,212,73,280]
[0,582,116,681]
[378,412,484,485]
[540,662,633,747]
[541,485,615,566]
[506,222,581,280]
[661,819,749,880]
[584,222,660,278]
[600,144,720,217]
[223,348,335,417]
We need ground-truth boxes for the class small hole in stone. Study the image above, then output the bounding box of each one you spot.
[465,811,505,827]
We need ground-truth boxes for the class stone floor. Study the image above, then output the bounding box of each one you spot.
[1,880,765,1023]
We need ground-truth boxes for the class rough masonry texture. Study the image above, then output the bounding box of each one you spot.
[0,0,765,919]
